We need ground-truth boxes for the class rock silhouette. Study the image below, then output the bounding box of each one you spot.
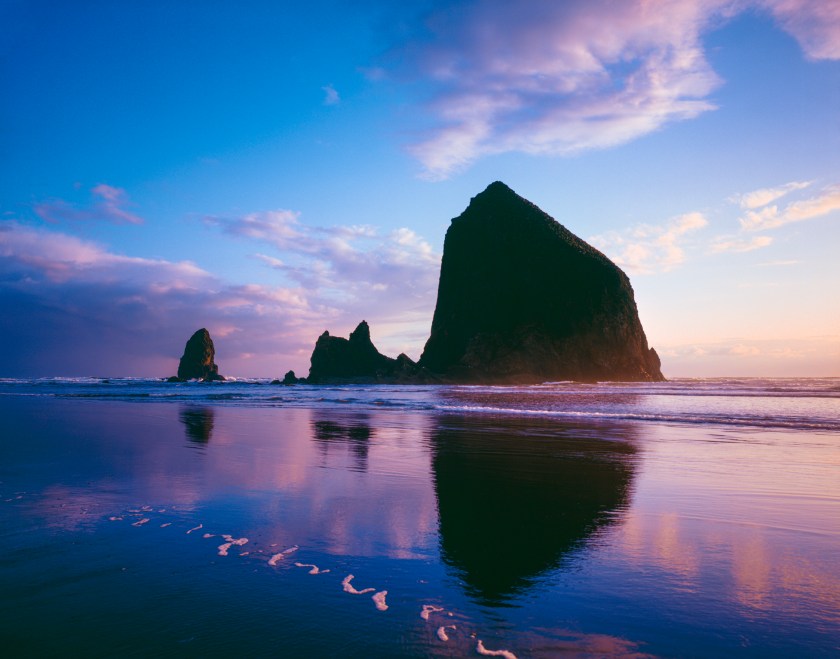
[419,181,663,383]
[306,321,432,383]
[175,328,225,381]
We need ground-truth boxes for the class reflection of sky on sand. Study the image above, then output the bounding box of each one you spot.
[602,422,840,630]
[4,396,839,656]
[11,400,439,561]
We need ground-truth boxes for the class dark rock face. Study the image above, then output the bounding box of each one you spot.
[176,328,225,381]
[419,181,664,383]
[281,370,301,385]
[307,321,431,383]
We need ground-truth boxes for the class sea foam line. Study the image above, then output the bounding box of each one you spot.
[342,574,375,595]
[476,640,517,659]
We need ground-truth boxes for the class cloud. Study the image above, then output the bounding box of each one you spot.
[590,212,708,274]
[710,235,773,253]
[0,221,325,377]
[205,211,440,324]
[34,184,144,225]
[322,84,340,105]
[734,181,812,209]
[386,0,840,179]
[757,0,840,60]
[655,336,840,376]
[739,184,840,231]
[204,210,442,360]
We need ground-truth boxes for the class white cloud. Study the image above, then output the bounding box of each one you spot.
[734,181,812,209]
[387,0,840,179]
[710,235,773,253]
[590,211,708,274]
[205,210,442,357]
[739,184,840,231]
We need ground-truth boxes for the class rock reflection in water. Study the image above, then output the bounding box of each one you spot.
[431,416,638,602]
[311,412,374,472]
[179,406,215,443]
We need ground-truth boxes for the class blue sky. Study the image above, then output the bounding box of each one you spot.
[1,0,838,378]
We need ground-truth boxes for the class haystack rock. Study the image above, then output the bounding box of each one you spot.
[175,328,225,381]
[307,321,430,383]
[419,181,664,383]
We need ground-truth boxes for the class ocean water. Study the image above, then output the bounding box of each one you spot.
[0,378,838,657]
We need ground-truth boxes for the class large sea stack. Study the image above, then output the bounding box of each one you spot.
[176,328,225,381]
[307,321,429,383]
[419,181,664,383]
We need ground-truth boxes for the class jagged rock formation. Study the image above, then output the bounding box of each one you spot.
[273,370,302,385]
[419,181,664,383]
[174,328,225,381]
[307,321,432,383]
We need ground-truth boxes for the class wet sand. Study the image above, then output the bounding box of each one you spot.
[0,395,838,657]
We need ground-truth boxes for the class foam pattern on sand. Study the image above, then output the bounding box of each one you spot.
[295,562,329,575]
[421,605,444,620]
[268,545,299,566]
[476,640,517,659]
[342,574,375,595]
[372,590,388,611]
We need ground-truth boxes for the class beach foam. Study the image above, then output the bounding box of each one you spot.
[160,522,171,528]
[218,542,233,556]
[294,562,330,575]
[476,640,517,659]
[342,574,375,595]
[132,518,150,527]
[186,524,203,534]
[437,625,456,642]
[268,545,298,566]
[421,605,444,620]
[372,590,388,611]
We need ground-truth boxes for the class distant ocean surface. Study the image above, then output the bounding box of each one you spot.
[1,376,838,431]
[1,378,838,657]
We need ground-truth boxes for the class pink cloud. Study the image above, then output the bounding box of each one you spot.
[34,184,144,225]
[390,0,840,179]
[0,222,327,377]
[0,214,442,377]
[205,211,442,356]
[758,0,840,60]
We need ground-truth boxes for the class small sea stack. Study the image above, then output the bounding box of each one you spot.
[306,320,431,384]
[172,328,225,381]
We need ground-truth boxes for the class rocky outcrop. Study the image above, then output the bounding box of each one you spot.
[272,370,303,385]
[418,181,664,383]
[306,321,433,383]
[174,328,225,381]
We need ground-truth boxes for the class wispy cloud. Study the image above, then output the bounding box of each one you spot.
[322,84,340,106]
[710,235,773,253]
[387,0,840,179]
[656,335,840,376]
[758,0,840,60]
[739,183,840,231]
[205,210,442,357]
[590,212,708,274]
[34,184,144,225]
[733,181,812,209]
